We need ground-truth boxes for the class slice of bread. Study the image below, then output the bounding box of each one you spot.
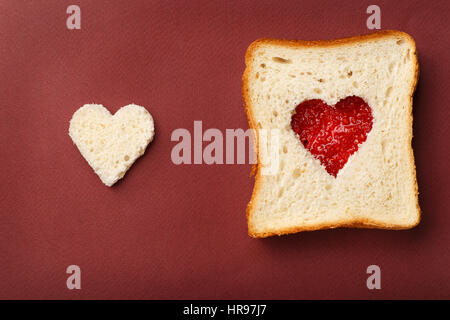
[69,104,155,186]
[243,30,420,238]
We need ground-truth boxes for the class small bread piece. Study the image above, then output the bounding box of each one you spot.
[69,104,155,186]
[243,30,420,238]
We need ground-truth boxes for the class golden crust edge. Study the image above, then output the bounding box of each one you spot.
[242,30,421,238]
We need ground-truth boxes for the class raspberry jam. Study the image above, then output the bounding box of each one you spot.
[290,96,373,177]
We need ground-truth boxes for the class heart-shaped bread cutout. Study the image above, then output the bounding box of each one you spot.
[69,104,155,186]
[290,96,373,177]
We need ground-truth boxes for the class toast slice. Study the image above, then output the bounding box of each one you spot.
[243,30,420,238]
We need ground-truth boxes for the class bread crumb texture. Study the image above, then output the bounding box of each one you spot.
[243,31,420,237]
[69,104,155,187]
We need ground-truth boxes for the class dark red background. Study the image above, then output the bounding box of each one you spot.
[0,0,449,299]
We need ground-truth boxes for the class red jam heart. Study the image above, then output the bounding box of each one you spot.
[290,96,373,177]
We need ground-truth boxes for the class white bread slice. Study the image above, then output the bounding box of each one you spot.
[69,104,155,186]
[243,30,420,238]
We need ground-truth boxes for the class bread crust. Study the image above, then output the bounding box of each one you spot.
[242,30,420,238]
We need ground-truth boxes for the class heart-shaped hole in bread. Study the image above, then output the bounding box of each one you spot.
[290,96,373,177]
